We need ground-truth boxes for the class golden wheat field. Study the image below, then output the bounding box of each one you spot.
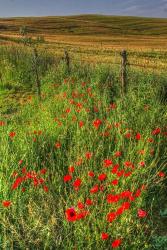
[0,15,167,71]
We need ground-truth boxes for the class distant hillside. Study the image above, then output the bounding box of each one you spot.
[0,14,167,36]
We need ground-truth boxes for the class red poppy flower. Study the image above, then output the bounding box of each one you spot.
[121,190,132,199]
[76,102,83,108]
[9,131,16,138]
[55,142,61,148]
[152,128,161,135]
[107,212,116,223]
[138,209,147,218]
[121,202,131,210]
[26,171,35,179]
[158,171,165,177]
[79,121,84,128]
[98,173,107,181]
[135,133,141,140]
[101,232,109,240]
[22,167,27,174]
[88,171,95,177]
[69,99,75,105]
[63,92,67,97]
[33,177,39,186]
[124,171,132,177]
[114,151,122,157]
[147,138,154,143]
[58,121,62,126]
[68,166,75,173]
[135,189,141,198]
[129,195,135,202]
[138,149,145,155]
[85,152,92,159]
[11,177,23,190]
[139,161,145,167]
[88,92,93,97]
[141,184,146,190]
[101,131,110,137]
[111,164,119,174]
[124,161,132,167]
[39,178,45,184]
[40,168,47,175]
[81,81,86,87]
[65,208,77,222]
[87,87,92,92]
[43,186,49,192]
[73,178,82,190]
[2,200,11,207]
[38,130,42,135]
[85,198,93,205]
[110,103,116,109]
[112,239,122,248]
[90,184,99,193]
[77,202,85,209]
[114,122,121,128]
[0,121,5,126]
[125,132,131,138]
[93,119,102,129]
[77,210,89,220]
[64,175,72,182]
[18,160,23,165]
[112,179,118,185]
[65,108,71,113]
[107,194,120,203]
[76,158,82,166]
[22,187,26,192]
[116,206,124,215]
[104,159,113,167]
[116,170,124,177]
[94,106,99,112]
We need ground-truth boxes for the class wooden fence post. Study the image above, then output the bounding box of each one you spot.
[33,47,41,100]
[120,50,127,95]
[64,49,70,74]
[0,72,2,84]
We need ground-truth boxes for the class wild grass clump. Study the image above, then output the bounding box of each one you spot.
[0,46,57,91]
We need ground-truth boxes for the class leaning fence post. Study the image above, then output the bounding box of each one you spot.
[120,50,127,95]
[33,47,41,100]
[64,49,70,74]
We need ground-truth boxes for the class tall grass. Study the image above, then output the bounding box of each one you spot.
[0,46,167,249]
[0,45,58,91]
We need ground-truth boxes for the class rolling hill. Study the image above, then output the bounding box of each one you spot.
[0,14,167,36]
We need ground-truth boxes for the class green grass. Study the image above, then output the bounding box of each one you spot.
[0,45,59,114]
[0,46,167,249]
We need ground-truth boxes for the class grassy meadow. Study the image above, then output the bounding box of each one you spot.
[0,15,167,250]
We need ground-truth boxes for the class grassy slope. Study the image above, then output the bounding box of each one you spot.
[0,59,167,249]
[0,15,167,36]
